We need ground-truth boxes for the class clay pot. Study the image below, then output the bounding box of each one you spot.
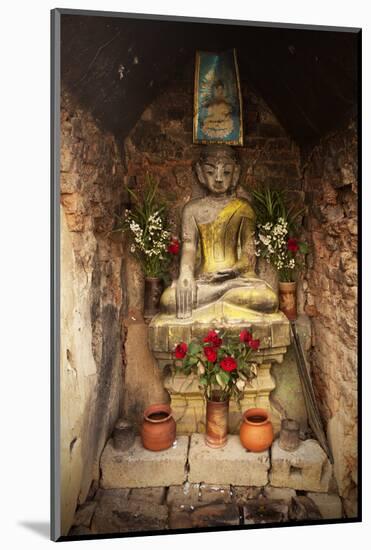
[141,403,176,451]
[278,281,297,321]
[205,392,229,449]
[239,408,273,452]
[144,277,163,318]
[279,418,300,451]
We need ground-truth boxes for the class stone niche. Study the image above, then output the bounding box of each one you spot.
[60,57,357,535]
[123,72,309,436]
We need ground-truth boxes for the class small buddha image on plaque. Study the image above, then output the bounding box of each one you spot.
[193,48,243,145]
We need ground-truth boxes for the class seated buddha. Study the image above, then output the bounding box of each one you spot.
[159,145,278,322]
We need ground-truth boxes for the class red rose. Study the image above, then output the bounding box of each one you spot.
[249,338,260,351]
[203,330,222,348]
[239,329,253,344]
[204,346,217,363]
[220,356,237,372]
[174,342,188,359]
[168,237,180,255]
[287,238,299,253]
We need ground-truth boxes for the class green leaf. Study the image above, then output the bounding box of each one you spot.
[188,341,202,355]
[218,370,230,385]
[215,373,225,388]
[199,376,208,386]
[188,356,199,366]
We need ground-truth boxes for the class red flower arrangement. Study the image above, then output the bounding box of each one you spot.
[172,328,260,402]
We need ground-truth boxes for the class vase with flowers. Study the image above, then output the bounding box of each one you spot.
[114,173,180,317]
[173,328,260,448]
[252,188,308,320]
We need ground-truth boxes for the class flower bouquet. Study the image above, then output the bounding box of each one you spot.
[254,218,308,283]
[252,188,308,319]
[114,173,180,316]
[115,173,180,279]
[173,329,260,447]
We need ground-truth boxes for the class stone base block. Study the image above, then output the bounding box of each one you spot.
[243,497,289,524]
[270,439,332,493]
[307,492,343,519]
[129,487,166,504]
[167,484,201,507]
[100,437,188,488]
[169,503,240,529]
[263,486,296,504]
[188,434,269,486]
[91,496,168,534]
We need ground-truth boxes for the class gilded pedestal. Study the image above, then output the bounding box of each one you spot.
[148,312,291,434]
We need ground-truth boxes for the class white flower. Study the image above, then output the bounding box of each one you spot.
[130,244,136,253]
[259,234,271,246]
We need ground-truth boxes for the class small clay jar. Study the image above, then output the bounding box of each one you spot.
[141,403,176,451]
[239,408,274,452]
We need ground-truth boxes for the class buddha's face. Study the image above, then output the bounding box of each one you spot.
[200,157,236,195]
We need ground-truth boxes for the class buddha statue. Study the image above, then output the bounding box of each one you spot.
[159,145,278,323]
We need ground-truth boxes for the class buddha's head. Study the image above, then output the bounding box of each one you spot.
[195,145,241,196]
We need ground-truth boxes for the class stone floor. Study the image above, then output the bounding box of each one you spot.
[69,481,343,536]
[68,434,344,536]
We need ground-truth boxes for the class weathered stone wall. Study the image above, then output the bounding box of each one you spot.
[60,89,127,535]
[301,117,358,517]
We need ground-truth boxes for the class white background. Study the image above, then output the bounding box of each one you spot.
[0,0,369,548]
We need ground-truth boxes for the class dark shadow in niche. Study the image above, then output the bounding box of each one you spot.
[18,521,50,539]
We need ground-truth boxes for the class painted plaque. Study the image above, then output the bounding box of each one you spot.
[193,49,243,145]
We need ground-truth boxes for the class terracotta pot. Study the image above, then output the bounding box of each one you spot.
[144,277,163,318]
[205,392,229,449]
[278,281,297,321]
[239,408,273,452]
[141,403,176,451]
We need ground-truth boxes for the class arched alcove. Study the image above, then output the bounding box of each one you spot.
[59,13,358,535]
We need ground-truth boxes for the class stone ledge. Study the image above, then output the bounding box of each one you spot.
[100,436,189,488]
[188,434,270,486]
[149,313,291,356]
[270,439,332,493]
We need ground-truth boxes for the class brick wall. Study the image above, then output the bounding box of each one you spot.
[302,117,358,516]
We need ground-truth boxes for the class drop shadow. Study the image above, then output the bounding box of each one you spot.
[18,521,50,539]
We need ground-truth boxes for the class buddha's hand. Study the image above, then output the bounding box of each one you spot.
[210,268,238,282]
[176,274,196,319]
